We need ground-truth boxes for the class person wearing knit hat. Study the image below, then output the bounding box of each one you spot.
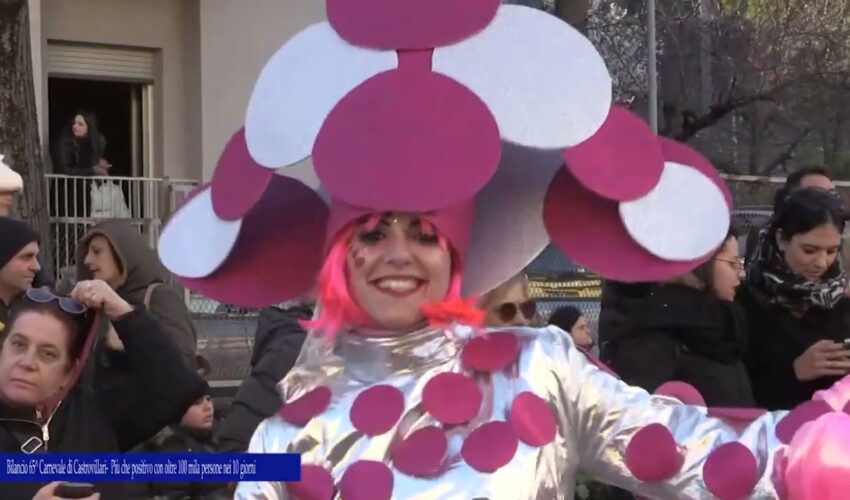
[0,154,23,217]
[0,218,40,326]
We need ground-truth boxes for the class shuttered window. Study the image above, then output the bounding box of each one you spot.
[47,42,156,82]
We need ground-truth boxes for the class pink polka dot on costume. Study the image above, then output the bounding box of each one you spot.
[844,401,850,414]
[422,372,483,425]
[340,460,393,500]
[654,381,706,406]
[510,392,557,447]
[350,384,405,436]
[703,442,758,500]
[210,127,274,221]
[776,399,832,444]
[461,332,520,372]
[279,386,332,426]
[391,426,448,477]
[625,423,683,482]
[286,464,334,500]
[462,421,519,473]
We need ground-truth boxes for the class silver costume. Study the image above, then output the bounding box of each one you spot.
[236,325,786,499]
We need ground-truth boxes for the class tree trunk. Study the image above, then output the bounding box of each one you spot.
[0,0,52,263]
[555,0,591,32]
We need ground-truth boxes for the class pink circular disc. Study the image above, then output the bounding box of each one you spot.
[177,175,329,308]
[350,385,405,436]
[210,128,275,220]
[286,464,334,500]
[658,137,732,207]
[543,168,712,282]
[391,426,448,477]
[314,70,500,212]
[703,442,758,500]
[461,332,520,372]
[654,381,706,406]
[510,392,557,447]
[624,423,683,482]
[340,460,394,500]
[279,386,332,426]
[327,0,499,50]
[461,421,519,473]
[563,106,663,202]
[776,399,832,444]
[422,372,483,425]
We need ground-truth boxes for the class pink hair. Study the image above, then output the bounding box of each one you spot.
[305,215,480,340]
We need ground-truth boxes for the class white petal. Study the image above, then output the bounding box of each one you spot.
[158,188,242,278]
[245,22,397,169]
[433,5,612,149]
[619,162,730,261]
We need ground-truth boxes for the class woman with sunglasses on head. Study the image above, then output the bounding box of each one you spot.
[0,280,206,500]
[741,187,850,410]
[478,274,539,328]
[595,227,755,407]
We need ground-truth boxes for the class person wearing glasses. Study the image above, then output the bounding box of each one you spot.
[0,281,206,500]
[477,273,539,328]
[741,187,850,410]
[601,226,754,407]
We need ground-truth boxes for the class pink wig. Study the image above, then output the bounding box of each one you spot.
[306,215,481,340]
[784,412,850,499]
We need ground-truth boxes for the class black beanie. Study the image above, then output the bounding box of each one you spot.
[0,218,40,270]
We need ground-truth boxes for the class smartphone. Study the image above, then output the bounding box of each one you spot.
[54,482,96,499]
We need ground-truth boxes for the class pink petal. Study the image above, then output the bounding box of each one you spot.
[350,385,405,436]
[286,464,334,500]
[510,392,557,447]
[461,421,519,473]
[339,460,393,500]
[210,128,274,221]
[327,0,499,50]
[624,423,683,481]
[776,399,833,444]
[461,332,520,372]
[703,442,758,500]
[654,381,706,406]
[279,386,332,426]
[391,426,448,477]
[422,372,483,425]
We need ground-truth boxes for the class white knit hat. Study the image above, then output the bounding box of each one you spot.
[0,154,23,193]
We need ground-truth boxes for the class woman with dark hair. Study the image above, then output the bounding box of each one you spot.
[54,110,110,177]
[548,305,594,349]
[0,281,205,499]
[601,227,754,407]
[741,187,850,409]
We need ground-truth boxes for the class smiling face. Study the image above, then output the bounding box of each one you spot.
[0,311,75,408]
[346,214,452,331]
[778,223,842,282]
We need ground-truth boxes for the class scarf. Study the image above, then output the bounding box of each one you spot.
[747,227,847,314]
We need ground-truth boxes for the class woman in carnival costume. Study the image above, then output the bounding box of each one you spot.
[158,3,850,499]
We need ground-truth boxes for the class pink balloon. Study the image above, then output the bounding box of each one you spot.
[510,392,557,447]
[391,426,448,477]
[654,381,706,406]
[461,421,519,473]
[314,69,500,212]
[326,0,499,50]
[350,385,405,436]
[704,442,758,500]
[422,372,483,425]
[286,465,334,500]
[461,332,520,372]
[544,168,712,282]
[279,386,332,426]
[776,399,833,444]
[210,128,274,221]
[340,460,394,500]
[625,423,683,482]
[563,106,663,202]
[177,175,328,307]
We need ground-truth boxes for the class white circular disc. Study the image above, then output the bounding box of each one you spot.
[158,187,242,278]
[245,22,398,169]
[432,5,612,149]
[619,162,730,262]
[462,143,561,296]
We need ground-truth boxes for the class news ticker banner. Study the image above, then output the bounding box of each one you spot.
[1,454,300,482]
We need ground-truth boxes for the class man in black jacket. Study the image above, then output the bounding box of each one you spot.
[0,219,41,327]
[214,300,312,452]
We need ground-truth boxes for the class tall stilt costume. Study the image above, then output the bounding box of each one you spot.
[159,3,850,499]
